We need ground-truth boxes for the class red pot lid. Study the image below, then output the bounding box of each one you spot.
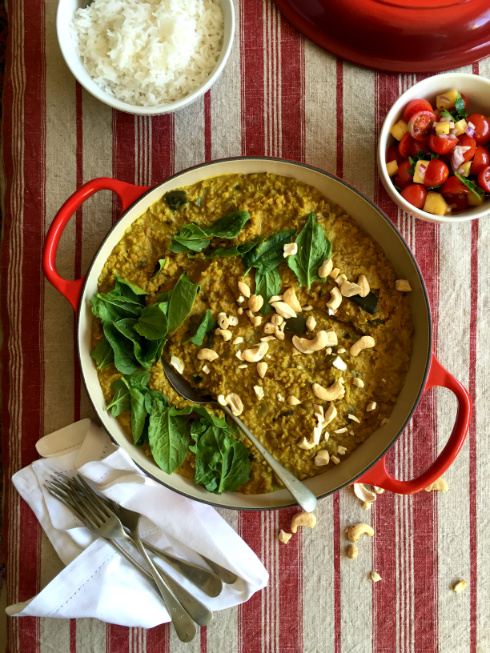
[272,0,490,73]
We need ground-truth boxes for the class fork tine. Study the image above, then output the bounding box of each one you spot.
[44,484,99,529]
[74,476,113,520]
[47,475,104,527]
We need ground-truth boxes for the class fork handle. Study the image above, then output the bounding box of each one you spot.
[108,539,197,643]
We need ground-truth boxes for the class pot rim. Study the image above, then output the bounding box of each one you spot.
[76,156,432,510]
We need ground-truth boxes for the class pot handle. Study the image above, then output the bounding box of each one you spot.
[356,353,471,494]
[43,178,151,311]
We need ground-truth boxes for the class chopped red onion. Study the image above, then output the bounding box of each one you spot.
[418,163,427,182]
[450,145,472,171]
[465,122,476,137]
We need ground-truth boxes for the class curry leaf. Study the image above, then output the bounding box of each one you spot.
[287,213,332,289]
[185,310,217,346]
[135,303,168,340]
[169,212,250,254]
[167,273,200,333]
[90,337,114,370]
[255,268,282,315]
[202,211,250,239]
[164,190,188,211]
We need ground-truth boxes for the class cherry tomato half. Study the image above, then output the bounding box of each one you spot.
[400,183,427,209]
[410,136,429,157]
[461,93,469,111]
[403,98,434,123]
[398,132,414,158]
[458,134,477,161]
[385,144,404,164]
[409,110,436,141]
[428,133,458,155]
[442,176,469,196]
[423,159,449,187]
[470,146,490,175]
[394,159,413,189]
[466,113,490,145]
[477,166,490,192]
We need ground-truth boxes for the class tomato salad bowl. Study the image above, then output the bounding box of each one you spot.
[43,157,471,510]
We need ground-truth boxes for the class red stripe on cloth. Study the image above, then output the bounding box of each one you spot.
[112,112,136,223]
[238,511,264,653]
[151,115,175,184]
[279,14,304,162]
[239,0,265,155]
[200,625,207,653]
[106,624,131,653]
[145,624,170,652]
[74,82,84,424]
[204,92,212,162]
[278,508,303,653]
[468,217,479,652]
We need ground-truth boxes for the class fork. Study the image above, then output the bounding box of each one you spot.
[45,475,197,642]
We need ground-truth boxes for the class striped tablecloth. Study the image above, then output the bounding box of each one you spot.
[2,1,489,652]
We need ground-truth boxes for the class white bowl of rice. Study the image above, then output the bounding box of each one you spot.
[57,0,234,115]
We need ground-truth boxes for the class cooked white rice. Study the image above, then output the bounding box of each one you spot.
[72,0,224,107]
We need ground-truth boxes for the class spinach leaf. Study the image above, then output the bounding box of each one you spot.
[135,303,168,340]
[454,172,484,199]
[204,240,258,259]
[190,425,251,493]
[255,268,282,315]
[165,190,187,211]
[287,213,332,289]
[202,211,250,239]
[185,309,217,346]
[150,258,166,280]
[169,212,250,254]
[106,377,131,417]
[148,398,191,474]
[103,322,139,375]
[90,337,114,370]
[129,386,148,445]
[127,369,152,388]
[167,273,200,333]
[113,275,148,297]
[241,229,296,275]
[90,293,142,324]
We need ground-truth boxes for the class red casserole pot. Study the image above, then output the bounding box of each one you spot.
[43,157,471,510]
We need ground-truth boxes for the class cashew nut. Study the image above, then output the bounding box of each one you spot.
[349,335,375,357]
[290,512,317,533]
[238,281,251,298]
[263,322,276,334]
[345,523,375,543]
[232,336,244,345]
[318,258,333,278]
[226,393,244,416]
[395,279,412,292]
[326,286,342,311]
[292,330,336,354]
[215,328,232,341]
[253,386,264,400]
[357,274,370,298]
[306,315,316,331]
[283,243,298,257]
[271,301,297,319]
[257,362,268,378]
[330,267,340,279]
[424,477,448,492]
[271,314,284,326]
[323,404,337,426]
[314,450,330,466]
[287,395,301,405]
[332,355,347,371]
[312,380,345,401]
[453,579,466,593]
[369,571,382,582]
[228,315,239,326]
[335,274,348,286]
[217,314,230,329]
[278,529,293,544]
[283,288,302,313]
[353,483,377,505]
[241,342,269,362]
[248,294,264,312]
[353,377,364,388]
[170,356,184,375]
[366,402,377,412]
[346,544,358,559]
[340,280,362,297]
[197,348,219,362]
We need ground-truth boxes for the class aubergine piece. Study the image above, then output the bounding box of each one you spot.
[349,292,378,315]
[164,189,187,211]
[284,314,307,334]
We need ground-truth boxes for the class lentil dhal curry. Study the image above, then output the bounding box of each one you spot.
[91,173,413,495]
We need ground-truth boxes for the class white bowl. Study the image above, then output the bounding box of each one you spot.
[378,72,490,224]
[56,0,235,115]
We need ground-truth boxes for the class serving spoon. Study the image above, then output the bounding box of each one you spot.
[162,361,318,513]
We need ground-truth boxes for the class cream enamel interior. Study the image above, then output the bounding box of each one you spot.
[78,158,431,509]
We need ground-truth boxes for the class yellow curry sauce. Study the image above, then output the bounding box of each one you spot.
[92,172,413,494]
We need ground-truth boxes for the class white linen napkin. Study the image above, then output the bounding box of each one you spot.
[6,419,268,628]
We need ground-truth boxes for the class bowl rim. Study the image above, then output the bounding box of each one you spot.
[75,155,432,510]
[56,0,235,116]
[377,72,490,224]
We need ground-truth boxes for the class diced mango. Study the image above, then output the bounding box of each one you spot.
[435,121,451,135]
[436,89,459,110]
[423,191,450,216]
[386,160,399,177]
[457,162,471,178]
[453,119,467,136]
[413,160,430,184]
[468,191,485,207]
[390,120,408,141]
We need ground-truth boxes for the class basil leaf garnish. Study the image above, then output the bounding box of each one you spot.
[167,272,200,333]
[202,211,250,239]
[241,229,296,275]
[170,211,250,255]
[287,213,332,289]
[255,268,282,315]
[185,310,217,346]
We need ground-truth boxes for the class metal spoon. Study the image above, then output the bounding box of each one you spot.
[162,361,318,513]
